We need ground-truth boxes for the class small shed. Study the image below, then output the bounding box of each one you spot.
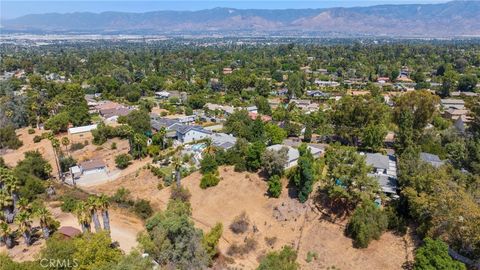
[57,226,81,238]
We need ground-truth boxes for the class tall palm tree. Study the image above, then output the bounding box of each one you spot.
[87,196,102,232]
[61,137,70,154]
[0,221,14,249]
[172,156,183,188]
[74,202,91,233]
[0,189,14,223]
[97,195,110,231]
[49,137,62,180]
[16,211,33,246]
[36,207,53,239]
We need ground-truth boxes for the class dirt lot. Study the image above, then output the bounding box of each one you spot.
[87,166,416,270]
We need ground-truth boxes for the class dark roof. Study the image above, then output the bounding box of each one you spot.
[420,152,445,168]
[369,173,397,194]
[176,125,212,135]
[151,118,180,131]
[58,226,81,238]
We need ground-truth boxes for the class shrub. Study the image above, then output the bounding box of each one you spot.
[111,187,134,206]
[28,128,35,134]
[202,223,223,260]
[257,246,299,270]
[70,142,85,151]
[60,195,79,213]
[346,201,388,248]
[111,142,117,150]
[170,185,191,202]
[115,154,132,169]
[200,173,220,189]
[227,237,257,256]
[385,205,407,235]
[267,175,282,198]
[134,199,153,219]
[59,156,76,173]
[229,211,249,234]
[264,236,277,247]
[33,135,43,143]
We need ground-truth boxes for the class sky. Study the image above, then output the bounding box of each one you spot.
[1,0,449,20]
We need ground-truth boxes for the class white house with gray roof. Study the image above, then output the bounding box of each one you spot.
[267,144,323,169]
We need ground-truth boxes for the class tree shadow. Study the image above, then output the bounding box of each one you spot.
[311,188,350,223]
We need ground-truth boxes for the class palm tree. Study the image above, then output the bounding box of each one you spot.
[74,202,91,233]
[0,189,14,223]
[172,156,183,188]
[61,137,70,154]
[36,207,53,239]
[203,138,216,156]
[97,195,110,231]
[0,222,14,249]
[87,196,102,232]
[157,127,167,149]
[49,137,62,180]
[16,211,33,246]
[17,198,31,213]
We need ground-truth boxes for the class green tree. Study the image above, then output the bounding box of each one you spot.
[261,147,288,177]
[362,123,387,152]
[115,154,132,169]
[200,173,220,189]
[265,123,287,145]
[0,126,23,150]
[246,142,266,172]
[202,223,223,261]
[267,175,282,198]
[73,231,122,270]
[457,74,478,92]
[200,154,218,175]
[124,110,151,134]
[287,72,303,98]
[139,199,208,269]
[255,79,271,97]
[414,238,466,270]
[257,246,299,270]
[291,144,316,203]
[346,200,388,248]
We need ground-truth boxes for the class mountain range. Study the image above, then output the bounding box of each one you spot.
[2,1,480,37]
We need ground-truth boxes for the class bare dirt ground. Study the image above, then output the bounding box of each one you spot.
[0,202,144,262]
[87,166,416,270]
[2,127,57,174]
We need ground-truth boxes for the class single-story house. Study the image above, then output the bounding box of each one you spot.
[364,153,398,195]
[68,124,98,135]
[267,144,323,169]
[155,91,170,99]
[78,159,107,175]
[314,80,340,87]
[209,133,237,150]
[441,99,465,110]
[420,152,445,168]
[444,108,469,121]
[306,90,329,98]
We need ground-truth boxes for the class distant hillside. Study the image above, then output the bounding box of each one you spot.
[2,1,480,37]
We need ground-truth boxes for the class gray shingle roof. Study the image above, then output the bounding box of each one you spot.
[365,153,390,171]
[420,152,445,168]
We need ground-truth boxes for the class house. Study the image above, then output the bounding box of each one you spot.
[441,99,465,110]
[249,112,272,122]
[175,125,212,144]
[267,144,323,169]
[377,77,390,83]
[314,80,340,87]
[101,107,133,122]
[174,115,197,124]
[204,103,235,116]
[420,152,445,168]
[444,108,469,121]
[79,159,107,175]
[223,67,233,74]
[364,153,398,195]
[209,133,237,150]
[155,91,171,99]
[150,116,180,131]
[68,124,98,135]
[306,90,329,98]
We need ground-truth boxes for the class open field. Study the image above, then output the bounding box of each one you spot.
[86,166,416,269]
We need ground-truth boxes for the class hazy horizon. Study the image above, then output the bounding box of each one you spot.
[1,0,449,20]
